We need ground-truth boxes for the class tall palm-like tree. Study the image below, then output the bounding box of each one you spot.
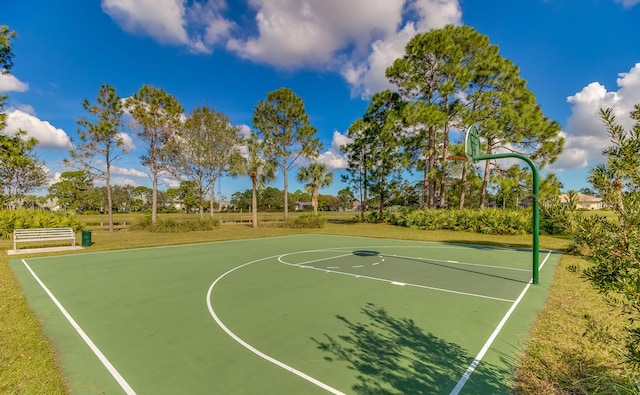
[242,137,275,228]
[297,162,333,215]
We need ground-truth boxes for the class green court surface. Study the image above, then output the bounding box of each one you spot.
[10,234,561,394]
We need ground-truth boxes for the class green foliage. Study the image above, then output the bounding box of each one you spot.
[386,24,563,209]
[281,213,326,228]
[297,162,333,215]
[1,26,17,130]
[0,209,82,239]
[539,191,579,236]
[174,105,244,217]
[126,85,183,223]
[397,208,531,235]
[572,104,640,366]
[130,215,219,233]
[0,131,49,208]
[253,87,322,219]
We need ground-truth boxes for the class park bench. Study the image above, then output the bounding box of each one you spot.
[13,228,76,252]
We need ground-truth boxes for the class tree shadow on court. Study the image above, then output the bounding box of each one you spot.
[311,303,511,394]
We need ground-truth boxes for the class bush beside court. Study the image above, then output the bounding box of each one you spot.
[1,214,638,394]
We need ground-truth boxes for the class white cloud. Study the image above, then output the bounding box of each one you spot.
[102,1,463,96]
[238,124,252,139]
[317,130,351,170]
[117,132,136,151]
[228,0,461,96]
[49,172,63,186]
[112,165,147,178]
[14,104,36,115]
[111,177,138,186]
[560,63,640,170]
[228,0,405,69]
[341,23,418,97]
[1,110,72,149]
[343,0,462,97]
[101,0,233,53]
[0,72,29,92]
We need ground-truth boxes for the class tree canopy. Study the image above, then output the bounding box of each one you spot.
[126,85,183,223]
[252,87,321,219]
[68,84,126,231]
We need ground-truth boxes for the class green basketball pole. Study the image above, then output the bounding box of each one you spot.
[465,126,540,284]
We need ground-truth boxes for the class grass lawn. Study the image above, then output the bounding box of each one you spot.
[1,212,637,394]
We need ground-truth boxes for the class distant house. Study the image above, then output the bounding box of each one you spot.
[294,201,313,211]
[559,193,604,210]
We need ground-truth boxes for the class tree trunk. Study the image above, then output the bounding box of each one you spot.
[209,182,215,219]
[251,177,258,229]
[422,166,428,208]
[439,124,450,209]
[379,174,385,217]
[152,170,158,223]
[363,165,368,220]
[106,165,114,233]
[479,160,491,209]
[459,164,467,209]
[283,166,289,220]
[312,182,319,215]
[428,126,437,208]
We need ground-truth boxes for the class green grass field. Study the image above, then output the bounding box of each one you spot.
[10,234,560,394]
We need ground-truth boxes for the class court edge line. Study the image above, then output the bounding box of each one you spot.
[20,259,136,395]
[449,250,554,395]
[206,255,346,395]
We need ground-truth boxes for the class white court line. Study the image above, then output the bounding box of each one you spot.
[206,254,346,395]
[288,253,353,266]
[384,253,530,272]
[449,250,554,395]
[21,259,136,395]
[278,256,515,303]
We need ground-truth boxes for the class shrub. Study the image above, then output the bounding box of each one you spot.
[130,215,220,232]
[397,208,532,235]
[282,213,326,228]
[0,209,83,239]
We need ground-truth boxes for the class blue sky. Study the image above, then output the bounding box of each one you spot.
[2,0,640,200]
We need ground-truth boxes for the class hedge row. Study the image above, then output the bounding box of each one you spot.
[0,209,83,239]
[395,208,533,235]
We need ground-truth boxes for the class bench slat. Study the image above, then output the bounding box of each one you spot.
[13,228,77,251]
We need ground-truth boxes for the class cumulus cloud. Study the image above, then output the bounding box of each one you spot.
[228,0,404,68]
[1,110,72,149]
[0,72,29,92]
[101,0,233,53]
[230,0,461,96]
[317,130,352,170]
[117,132,136,151]
[111,177,138,186]
[160,172,181,188]
[103,0,462,95]
[560,63,640,171]
[112,165,147,178]
[49,172,63,186]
